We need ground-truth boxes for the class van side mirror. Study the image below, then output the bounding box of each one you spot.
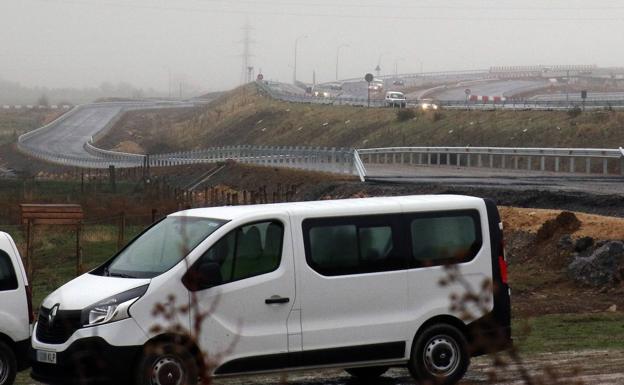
[183,262,223,291]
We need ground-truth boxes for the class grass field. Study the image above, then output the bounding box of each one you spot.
[0,110,63,146]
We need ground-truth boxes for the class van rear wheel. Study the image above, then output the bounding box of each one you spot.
[135,342,198,385]
[345,366,389,379]
[408,324,469,385]
[0,341,17,385]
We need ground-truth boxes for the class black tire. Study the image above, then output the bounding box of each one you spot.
[0,341,17,385]
[135,342,199,385]
[345,366,389,379]
[408,324,469,385]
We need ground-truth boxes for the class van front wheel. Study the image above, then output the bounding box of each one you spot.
[0,341,17,385]
[345,366,389,379]
[408,324,469,385]
[135,342,199,385]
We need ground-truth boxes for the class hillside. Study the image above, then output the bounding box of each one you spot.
[96,83,624,154]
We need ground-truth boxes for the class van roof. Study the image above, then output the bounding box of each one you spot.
[170,195,484,221]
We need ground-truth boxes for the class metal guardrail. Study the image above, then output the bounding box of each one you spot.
[357,146,624,176]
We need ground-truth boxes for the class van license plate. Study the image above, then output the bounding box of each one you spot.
[36,350,57,364]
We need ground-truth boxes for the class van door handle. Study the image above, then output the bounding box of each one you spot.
[265,296,290,305]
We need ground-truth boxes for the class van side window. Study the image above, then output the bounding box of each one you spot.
[409,211,482,267]
[304,216,405,276]
[187,221,284,290]
[0,250,18,291]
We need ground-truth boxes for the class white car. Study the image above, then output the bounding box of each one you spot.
[419,98,439,110]
[0,232,33,385]
[385,91,407,108]
[31,195,511,385]
[368,79,384,92]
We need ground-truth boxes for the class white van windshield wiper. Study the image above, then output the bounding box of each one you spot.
[109,272,136,279]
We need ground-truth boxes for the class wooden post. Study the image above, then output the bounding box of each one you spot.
[151,208,158,223]
[76,222,82,276]
[117,212,126,250]
[109,165,116,193]
[25,219,32,280]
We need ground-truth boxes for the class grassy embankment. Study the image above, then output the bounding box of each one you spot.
[97,83,624,154]
[0,110,63,146]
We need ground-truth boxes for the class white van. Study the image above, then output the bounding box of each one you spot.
[31,195,511,385]
[385,91,407,108]
[0,232,33,385]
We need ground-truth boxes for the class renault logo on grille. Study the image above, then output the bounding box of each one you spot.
[48,304,60,327]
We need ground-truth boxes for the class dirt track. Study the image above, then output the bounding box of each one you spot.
[214,350,624,385]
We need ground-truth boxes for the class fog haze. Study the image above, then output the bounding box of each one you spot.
[1,0,623,95]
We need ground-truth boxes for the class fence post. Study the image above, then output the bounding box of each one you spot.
[117,212,126,250]
[76,222,82,276]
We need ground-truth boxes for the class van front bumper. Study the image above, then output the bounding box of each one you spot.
[31,337,141,385]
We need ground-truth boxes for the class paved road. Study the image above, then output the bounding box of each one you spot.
[364,164,624,195]
[24,104,124,160]
[531,91,624,102]
[433,80,548,100]
[18,100,206,167]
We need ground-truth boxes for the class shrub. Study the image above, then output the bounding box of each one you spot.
[568,106,582,119]
[396,108,416,122]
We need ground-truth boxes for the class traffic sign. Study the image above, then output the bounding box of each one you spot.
[365,73,374,83]
[465,88,471,95]
[257,73,264,81]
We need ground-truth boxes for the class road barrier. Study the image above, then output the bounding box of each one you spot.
[15,99,624,182]
[357,146,624,176]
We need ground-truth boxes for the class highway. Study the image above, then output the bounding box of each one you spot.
[364,164,624,195]
[24,104,124,161]
[431,79,548,100]
[18,100,204,167]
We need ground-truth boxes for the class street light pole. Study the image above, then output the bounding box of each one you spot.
[293,34,308,84]
[394,57,405,78]
[336,44,349,81]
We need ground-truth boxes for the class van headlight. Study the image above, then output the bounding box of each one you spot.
[82,285,149,327]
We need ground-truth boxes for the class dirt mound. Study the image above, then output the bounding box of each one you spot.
[536,211,581,242]
[113,140,145,154]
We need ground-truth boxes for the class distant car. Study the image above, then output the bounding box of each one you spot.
[385,91,407,108]
[0,232,33,385]
[418,98,439,111]
[313,89,331,98]
[392,79,405,86]
[368,79,384,92]
[328,83,343,91]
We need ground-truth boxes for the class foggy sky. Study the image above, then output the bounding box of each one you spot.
[2,0,624,94]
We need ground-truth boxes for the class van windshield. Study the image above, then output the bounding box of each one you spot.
[102,216,226,279]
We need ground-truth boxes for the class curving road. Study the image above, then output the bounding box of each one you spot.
[18,100,205,167]
[24,104,124,160]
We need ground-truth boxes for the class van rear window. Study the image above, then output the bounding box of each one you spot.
[408,211,482,266]
[0,250,18,291]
